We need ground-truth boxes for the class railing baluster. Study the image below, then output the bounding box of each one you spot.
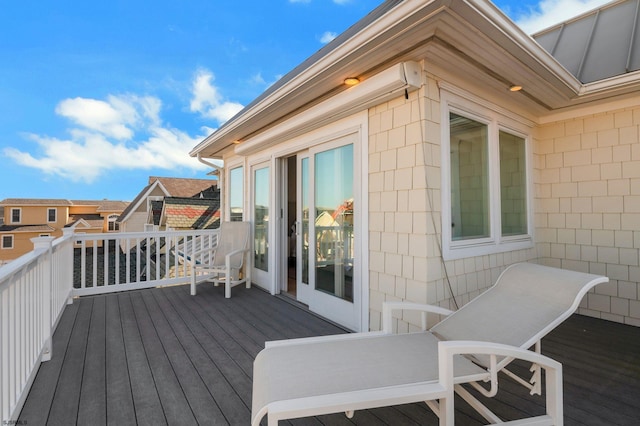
[92,239,98,288]
[103,236,109,287]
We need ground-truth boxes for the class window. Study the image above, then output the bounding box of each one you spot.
[39,233,51,237]
[47,208,57,223]
[443,98,532,260]
[107,214,119,232]
[229,166,244,221]
[10,208,21,224]
[1,235,13,249]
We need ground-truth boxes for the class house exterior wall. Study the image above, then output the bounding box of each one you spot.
[534,105,640,326]
[0,205,66,262]
[120,212,148,233]
[367,70,538,333]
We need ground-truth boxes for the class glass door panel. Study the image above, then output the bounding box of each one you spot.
[254,166,269,272]
[314,144,354,302]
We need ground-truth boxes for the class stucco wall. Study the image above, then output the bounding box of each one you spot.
[535,106,640,326]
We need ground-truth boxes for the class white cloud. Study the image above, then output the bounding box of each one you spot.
[4,95,210,183]
[320,31,337,44]
[514,0,611,34]
[333,0,351,4]
[289,0,311,3]
[189,69,244,124]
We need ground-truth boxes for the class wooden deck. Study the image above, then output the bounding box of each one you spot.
[19,284,640,425]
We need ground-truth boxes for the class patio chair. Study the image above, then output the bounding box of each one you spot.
[252,262,608,425]
[187,221,251,298]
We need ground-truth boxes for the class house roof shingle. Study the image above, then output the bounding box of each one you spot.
[161,197,221,230]
[0,198,74,206]
[0,224,56,233]
[118,177,218,223]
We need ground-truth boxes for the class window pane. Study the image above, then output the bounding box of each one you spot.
[315,144,354,302]
[229,167,243,222]
[254,167,269,272]
[2,236,12,248]
[48,208,56,222]
[449,113,489,241]
[499,131,527,236]
[11,209,20,223]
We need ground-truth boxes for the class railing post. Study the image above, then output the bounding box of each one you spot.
[31,236,55,362]
[62,228,75,304]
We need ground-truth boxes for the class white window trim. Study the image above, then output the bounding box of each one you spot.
[10,208,21,224]
[147,196,163,212]
[107,214,119,232]
[441,89,534,261]
[1,234,14,249]
[47,208,57,223]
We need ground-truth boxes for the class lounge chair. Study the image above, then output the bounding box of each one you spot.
[178,221,251,298]
[252,262,608,425]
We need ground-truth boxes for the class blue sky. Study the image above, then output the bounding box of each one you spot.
[0,0,611,201]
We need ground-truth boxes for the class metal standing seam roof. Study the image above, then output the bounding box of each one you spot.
[532,0,640,84]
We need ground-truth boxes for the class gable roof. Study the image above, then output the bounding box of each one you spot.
[150,176,217,197]
[191,0,640,159]
[118,176,218,223]
[532,0,640,84]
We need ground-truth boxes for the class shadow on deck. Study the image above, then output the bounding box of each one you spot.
[18,284,640,425]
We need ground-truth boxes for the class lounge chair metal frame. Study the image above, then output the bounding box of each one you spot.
[252,262,608,425]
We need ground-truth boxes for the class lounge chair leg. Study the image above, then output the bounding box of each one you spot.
[225,274,231,298]
[190,273,196,296]
[345,410,354,418]
[454,384,501,423]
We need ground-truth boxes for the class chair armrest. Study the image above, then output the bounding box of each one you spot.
[382,302,454,333]
[437,340,563,423]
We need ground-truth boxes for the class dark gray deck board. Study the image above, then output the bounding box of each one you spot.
[151,288,250,424]
[78,295,106,426]
[47,296,93,425]
[105,293,135,426]
[18,284,640,425]
[17,301,79,425]
[128,291,197,425]
[119,292,167,426]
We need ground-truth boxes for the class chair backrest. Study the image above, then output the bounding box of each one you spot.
[212,221,251,268]
[430,263,608,356]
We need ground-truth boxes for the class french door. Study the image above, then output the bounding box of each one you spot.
[294,134,360,330]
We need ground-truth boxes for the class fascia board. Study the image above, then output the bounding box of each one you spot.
[234,62,421,156]
[458,0,582,94]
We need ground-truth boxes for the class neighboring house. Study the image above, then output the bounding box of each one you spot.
[117,176,219,232]
[189,0,640,332]
[0,198,129,263]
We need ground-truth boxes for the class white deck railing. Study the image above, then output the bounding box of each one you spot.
[0,228,219,422]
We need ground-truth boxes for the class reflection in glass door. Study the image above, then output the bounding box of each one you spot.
[253,165,270,288]
[314,144,354,302]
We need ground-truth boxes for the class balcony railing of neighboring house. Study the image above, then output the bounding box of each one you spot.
[0,227,219,422]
